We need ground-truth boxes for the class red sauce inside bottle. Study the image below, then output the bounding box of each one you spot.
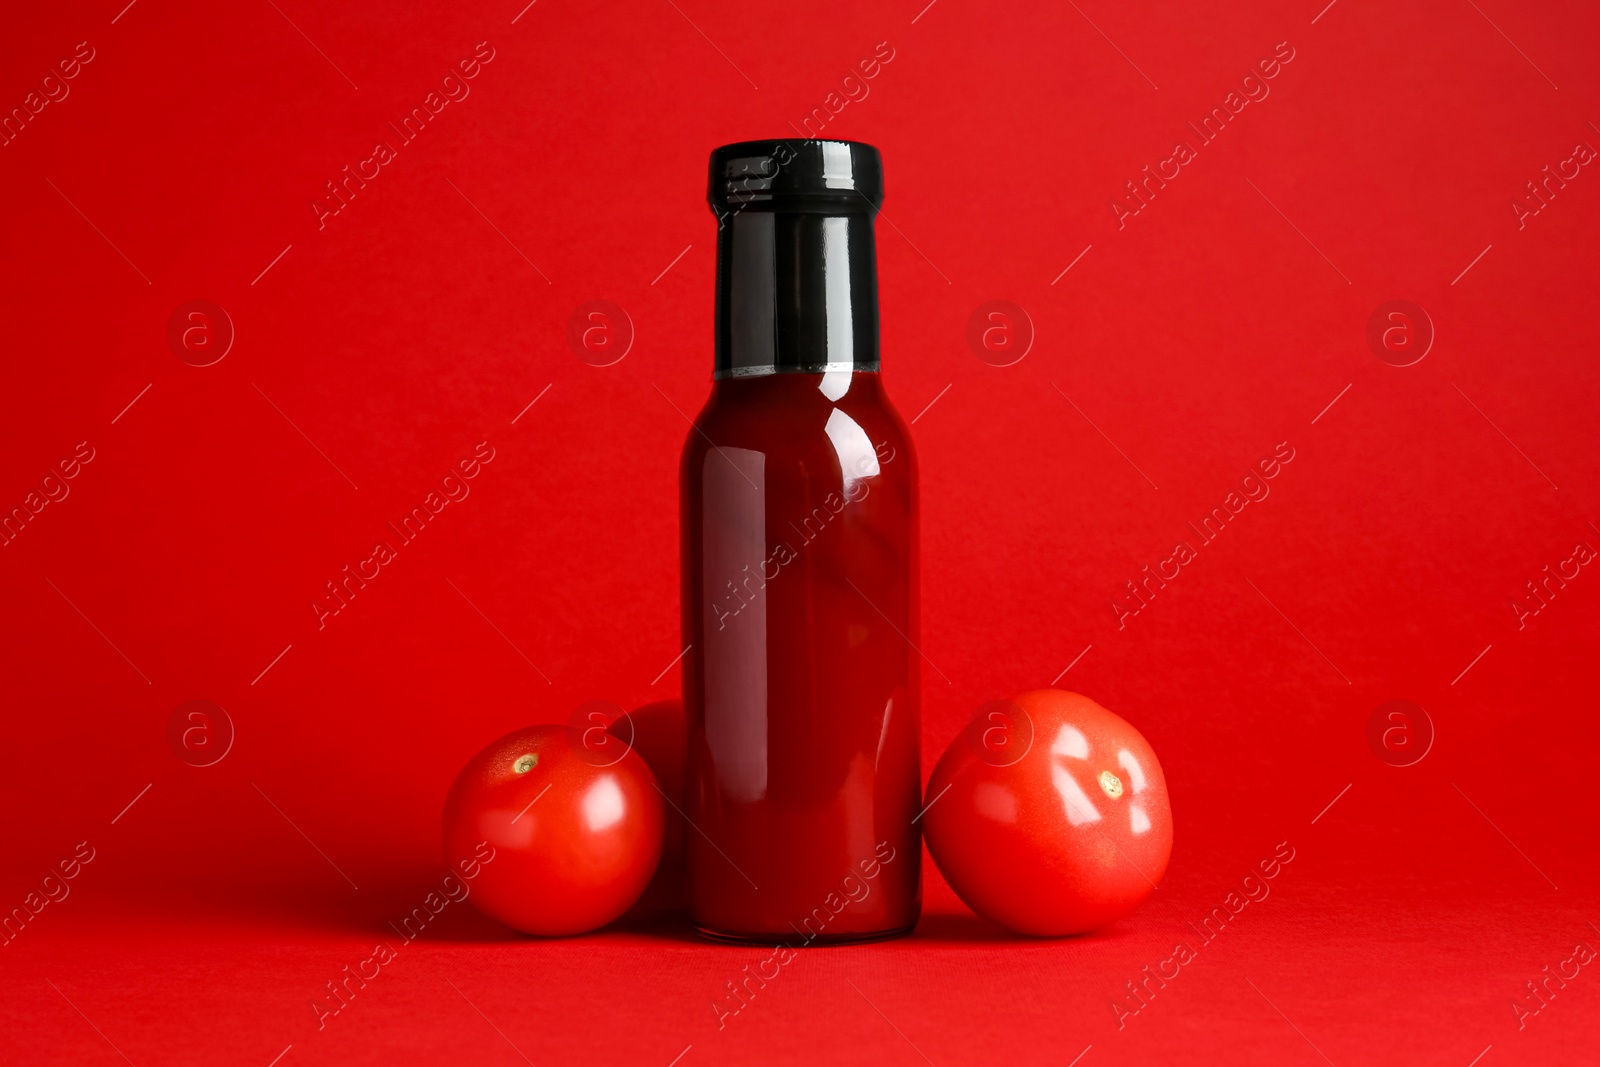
[681,370,920,943]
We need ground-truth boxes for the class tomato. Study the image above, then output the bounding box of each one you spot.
[922,689,1172,936]
[610,699,686,914]
[442,725,665,936]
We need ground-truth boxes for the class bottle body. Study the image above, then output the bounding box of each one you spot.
[681,371,920,942]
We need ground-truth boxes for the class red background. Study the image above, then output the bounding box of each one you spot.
[2,0,1597,1064]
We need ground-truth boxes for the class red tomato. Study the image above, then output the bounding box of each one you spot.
[610,699,686,914]
[923,690,1172,936]
[442,725,665,936]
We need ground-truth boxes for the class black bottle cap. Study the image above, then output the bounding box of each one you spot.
[708,139,884,214]
[707,140,883,379]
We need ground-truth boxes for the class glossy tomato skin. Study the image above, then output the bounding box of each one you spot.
[442,725,665,936]
[923,690,1172,936]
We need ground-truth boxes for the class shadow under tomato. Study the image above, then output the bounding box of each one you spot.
[908,910,1026,944]
[69,854,527,942]
[69,858,1146,949]
[910,909,1139,945]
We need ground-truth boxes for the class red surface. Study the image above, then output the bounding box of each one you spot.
[1,1,1597,1064]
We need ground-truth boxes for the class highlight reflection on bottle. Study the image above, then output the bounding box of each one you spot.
[681,140,920,944]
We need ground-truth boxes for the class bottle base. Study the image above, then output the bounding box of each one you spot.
[692,921,918,947]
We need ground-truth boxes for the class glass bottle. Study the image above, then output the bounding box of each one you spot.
[681,139,920,944]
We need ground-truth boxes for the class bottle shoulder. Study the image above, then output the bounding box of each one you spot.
[682,372,916,484]
[691,373,908,436]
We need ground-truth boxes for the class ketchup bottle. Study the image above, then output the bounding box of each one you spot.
[681,140,920,943]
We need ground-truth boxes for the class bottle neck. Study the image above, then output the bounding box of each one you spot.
[713,208,880,380]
